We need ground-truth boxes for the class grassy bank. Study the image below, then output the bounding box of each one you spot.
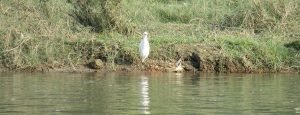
[0,0,299,72]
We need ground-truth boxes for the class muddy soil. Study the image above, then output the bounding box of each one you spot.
[12,43,298,74]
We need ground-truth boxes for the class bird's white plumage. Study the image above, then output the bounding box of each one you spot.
[139,32,150,63]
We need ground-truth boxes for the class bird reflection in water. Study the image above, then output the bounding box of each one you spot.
[140,75,150,114]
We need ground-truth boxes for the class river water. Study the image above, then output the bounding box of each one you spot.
[0,72,299,114]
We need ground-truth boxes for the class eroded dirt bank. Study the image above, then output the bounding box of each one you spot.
[14,43,298,74]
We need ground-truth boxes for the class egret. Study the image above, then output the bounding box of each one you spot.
[139,32,150,63]
[175,58,184,72]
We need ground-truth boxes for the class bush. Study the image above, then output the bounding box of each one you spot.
[70,0,134,34]
[220,0,298,33]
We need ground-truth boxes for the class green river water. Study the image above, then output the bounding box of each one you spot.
[0,72,299,114]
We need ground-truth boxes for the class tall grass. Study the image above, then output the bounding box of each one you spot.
[0,0,299,71]
[123,0,299,70]
[124,0,299,34]
[70,0,134,34]
[0,0,101,70]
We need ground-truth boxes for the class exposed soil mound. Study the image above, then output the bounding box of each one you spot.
[175,44,254,73]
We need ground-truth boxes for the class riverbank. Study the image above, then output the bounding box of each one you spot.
[0,0,299,73]
[9,39,300,73]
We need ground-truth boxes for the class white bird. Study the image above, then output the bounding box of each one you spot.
[139,32,150,63]
[174,58,184,72]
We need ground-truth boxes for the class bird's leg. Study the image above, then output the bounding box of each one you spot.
[142,60,150,71]
[141,61,146,70]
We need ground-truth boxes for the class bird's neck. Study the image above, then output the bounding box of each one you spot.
[143,37,148,40]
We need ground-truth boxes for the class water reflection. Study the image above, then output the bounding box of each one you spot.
[295,107,300,113]
[140,75,150,114]
[0,73,299,114]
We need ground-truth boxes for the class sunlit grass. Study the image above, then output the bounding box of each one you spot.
[0,0,299,71]
[215,34,291,70]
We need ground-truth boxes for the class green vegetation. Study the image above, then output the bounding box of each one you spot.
[0,0,299,72]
